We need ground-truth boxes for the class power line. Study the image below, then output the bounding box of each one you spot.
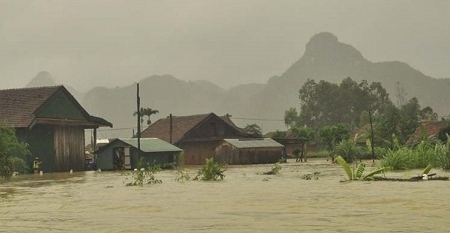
[232,117,284,122]
[96,126,135,132]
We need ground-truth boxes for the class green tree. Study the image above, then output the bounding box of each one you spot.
[243,123,263,137]
[319,124,350,152]
[291,126,315,162]
[0,123,30,180]
[291,126,315,142]
[284,107,300,129]
[419,106,438,121]
[374,97,423,146]
[297,78,391,131]
[272,130,286,139]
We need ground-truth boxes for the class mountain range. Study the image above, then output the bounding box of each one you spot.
[23,32,450,137]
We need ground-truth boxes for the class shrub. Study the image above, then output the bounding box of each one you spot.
[333,139,365,163]
[263,162,282,175]
[175,169,191,182]
[195,158,225,181]
[124,159,162,186]
[0,123,30,180]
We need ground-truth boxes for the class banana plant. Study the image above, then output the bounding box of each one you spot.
[422,164,432,175]
[335,156,386,181]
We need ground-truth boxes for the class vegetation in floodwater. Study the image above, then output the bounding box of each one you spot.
[175,169,191,183]
[301,172,321,180]
[124,159,162,186]
[194,158,225,181]
[335,156,386,181]
[262,163,282,175]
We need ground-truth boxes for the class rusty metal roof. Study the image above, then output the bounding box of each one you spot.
[224,138,284,149]
[140,113,246,143]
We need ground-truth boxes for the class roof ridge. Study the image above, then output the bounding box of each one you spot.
[166,113,213,118]
[0,85,63,92]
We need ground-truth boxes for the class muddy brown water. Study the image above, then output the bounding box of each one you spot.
[1,158,449,233]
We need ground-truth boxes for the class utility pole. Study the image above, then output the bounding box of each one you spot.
[369,108,375,162]
[137,83,141,165]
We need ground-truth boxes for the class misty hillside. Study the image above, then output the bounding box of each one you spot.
[251,32,450,131]
[26,71,84,102]
[26,71,57,87]
[25,32,450,136]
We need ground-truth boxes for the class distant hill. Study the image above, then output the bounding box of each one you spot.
[26,71,84,102]
[24,32,450,136]
[26,71,57,87]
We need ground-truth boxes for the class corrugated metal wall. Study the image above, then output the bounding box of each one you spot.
[54,126,85,172]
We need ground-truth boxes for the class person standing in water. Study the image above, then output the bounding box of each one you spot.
[33,157,42,174]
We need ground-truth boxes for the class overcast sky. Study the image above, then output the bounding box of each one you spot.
[1,0,449,91]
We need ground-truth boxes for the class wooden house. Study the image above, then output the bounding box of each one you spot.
[0,86,112,172]
[140,113,249,165]
[214,138,284,164]
[95,138,182,170]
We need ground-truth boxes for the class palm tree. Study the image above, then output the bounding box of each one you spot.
[133,107,159,126]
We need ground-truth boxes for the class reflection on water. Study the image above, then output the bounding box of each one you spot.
[1,159,449,232]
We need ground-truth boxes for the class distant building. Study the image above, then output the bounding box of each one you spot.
[0,86,112,172]
[407,120,450,144]
[95,138,182,170]
[140,113,249,165]
[215,138,284,164]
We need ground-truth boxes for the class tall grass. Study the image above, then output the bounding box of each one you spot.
[381,138,450,170]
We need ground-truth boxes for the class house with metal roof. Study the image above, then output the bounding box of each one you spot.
[0,85,112,172]
[95,138,182,170]
[140,113,250,165]
[214,138,284,164]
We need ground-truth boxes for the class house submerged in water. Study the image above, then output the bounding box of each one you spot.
[141,113,286,165]
[95,138,182,170]
[0,85,112,173]
[140,113,250,165]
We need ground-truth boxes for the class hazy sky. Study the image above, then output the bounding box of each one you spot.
[1,0,449,91]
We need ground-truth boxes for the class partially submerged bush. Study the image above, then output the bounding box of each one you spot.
[175,169,191,183]
[195,158,225,181]
[301,172,321,180]
[262,162,282,175]
[124,159,162,186]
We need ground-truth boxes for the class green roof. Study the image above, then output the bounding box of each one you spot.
[224,138,284,149]
[118,138,182,153]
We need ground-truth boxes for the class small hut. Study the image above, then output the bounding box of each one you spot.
[214,138,284,164]
[95,138,182,170]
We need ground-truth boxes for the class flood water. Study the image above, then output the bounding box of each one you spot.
[1,158,449,232]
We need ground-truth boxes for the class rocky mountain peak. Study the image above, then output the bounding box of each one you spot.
[26,71,57,87]
[303,32,365,64]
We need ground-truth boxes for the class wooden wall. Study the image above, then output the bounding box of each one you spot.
[215,143,283,164]
[179,141,221,165]
[54,125,85,172]
[16,125,55,172]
